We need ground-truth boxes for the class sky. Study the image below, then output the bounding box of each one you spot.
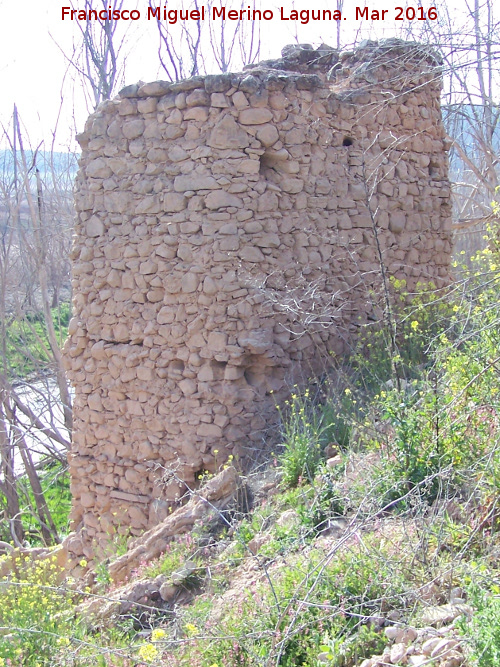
[0,0,451,151]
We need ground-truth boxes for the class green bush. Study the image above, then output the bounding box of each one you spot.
[297,469,345,535]
[0,554,74,666]
[318,624,388,666]
[458,584,500,666]
[278,388,326,487]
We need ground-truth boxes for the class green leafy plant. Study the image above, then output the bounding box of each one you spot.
[297,470,345,535]
[321,396,353,450]
[457,584,500,666]
[278,388,327,487]
[378,384,443,501]
[318,624,388,666]
[0,553,74,666]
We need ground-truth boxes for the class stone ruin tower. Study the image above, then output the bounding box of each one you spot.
[65,40,452,563]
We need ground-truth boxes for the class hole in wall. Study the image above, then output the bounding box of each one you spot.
[210,360,227,380]
[429,159,440,178]
[259,149,288,178]
[342,136,354,147]
[259,151,275,176]
[244,367,267,388]
[244,368,257,387]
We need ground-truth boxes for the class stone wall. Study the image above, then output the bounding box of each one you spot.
[65,40,452,564]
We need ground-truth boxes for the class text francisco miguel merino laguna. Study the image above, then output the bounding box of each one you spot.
[61,5,438,23]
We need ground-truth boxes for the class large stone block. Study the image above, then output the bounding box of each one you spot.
[208,115,250,149]
[239,108,273,125]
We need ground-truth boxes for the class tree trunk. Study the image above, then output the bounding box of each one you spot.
[4,397,60,545]
[0,407,24,546]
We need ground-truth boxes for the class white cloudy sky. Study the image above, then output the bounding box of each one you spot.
[0,0,452,150]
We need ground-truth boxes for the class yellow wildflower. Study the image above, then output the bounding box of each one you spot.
[138,643,159,662]
[185,623,198,637]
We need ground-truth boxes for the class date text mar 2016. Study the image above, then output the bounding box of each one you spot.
[61,6,438,23]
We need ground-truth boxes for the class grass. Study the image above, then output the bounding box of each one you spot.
[0,461,71,545]
[457,580,500,666]
[26,461,71,536]
[3,302,71,378]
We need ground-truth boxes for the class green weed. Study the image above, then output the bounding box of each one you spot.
[458,582,500,666]
[0,554,74,666]
[2,303,70,378]
[278,388,327,487]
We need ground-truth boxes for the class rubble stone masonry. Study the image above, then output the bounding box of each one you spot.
[64,40,452,564]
